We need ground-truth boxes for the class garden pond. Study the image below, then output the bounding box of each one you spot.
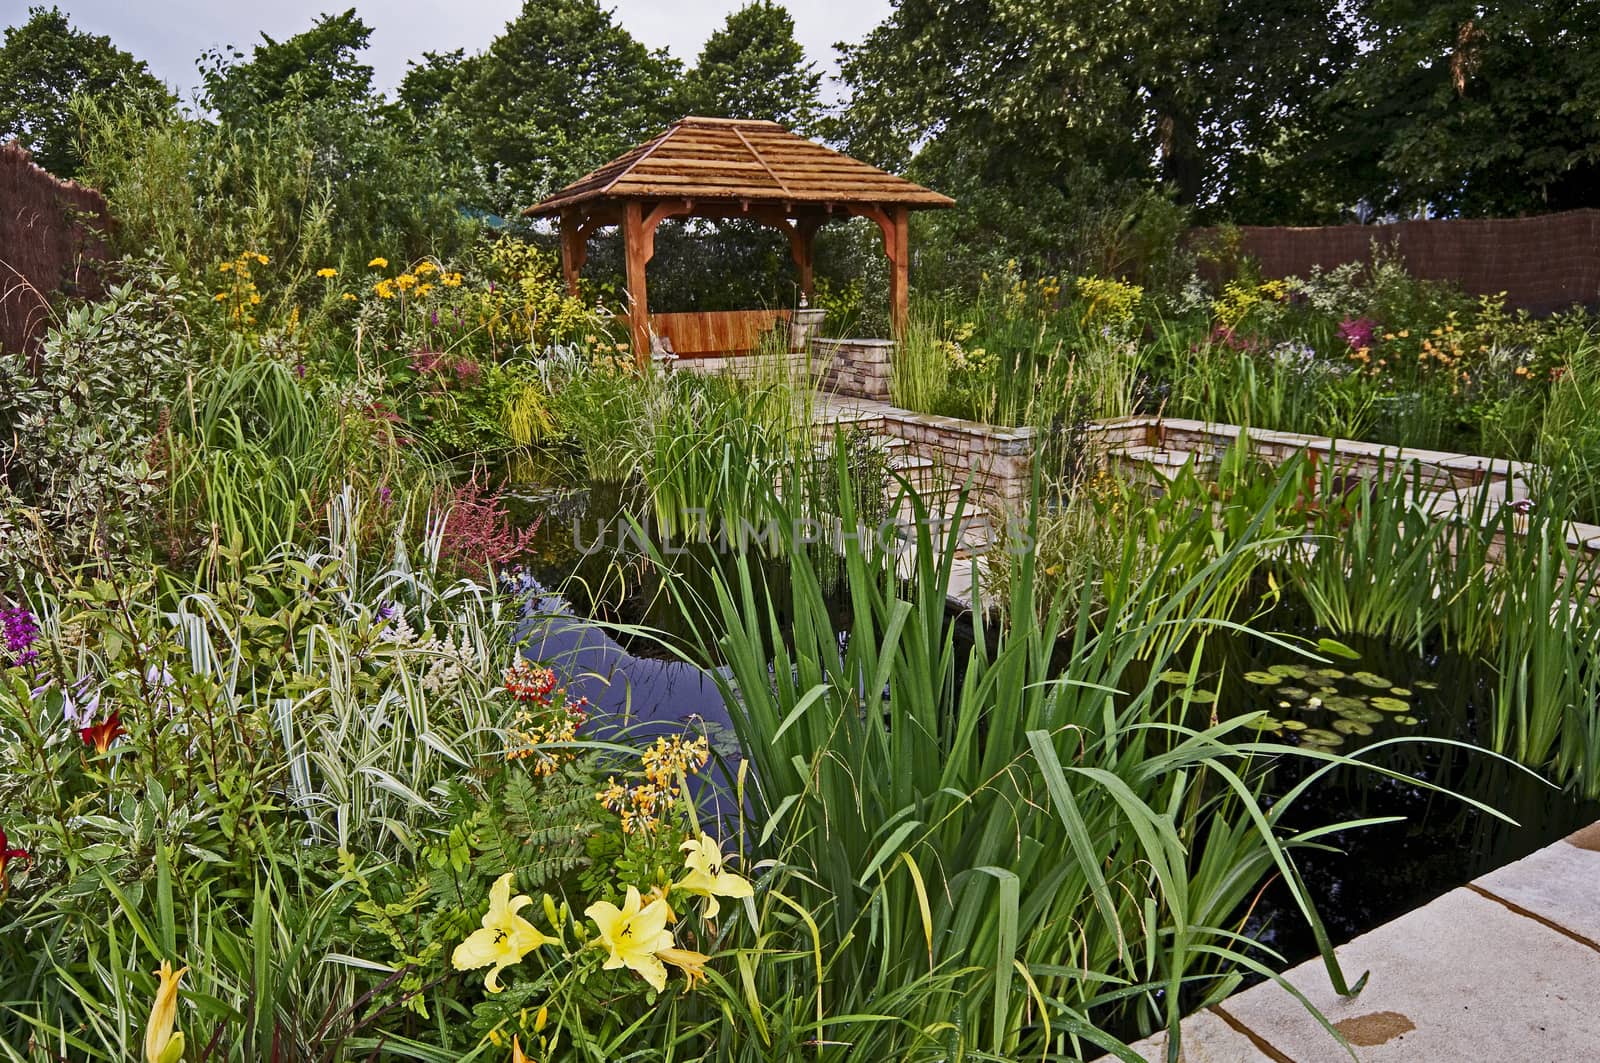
[506,475,1600,979]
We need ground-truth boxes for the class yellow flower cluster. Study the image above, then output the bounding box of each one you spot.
[213,251,268,325]
[1212,279,1288,330]
[506,710,580,776]
[450,836,753,1003]
[596,733,710,834]
[368,259,461,300]
[1075,275,1144,324]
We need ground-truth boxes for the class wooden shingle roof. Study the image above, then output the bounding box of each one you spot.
[524,116,954,217]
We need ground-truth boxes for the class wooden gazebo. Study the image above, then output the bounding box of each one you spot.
[524,116,953,361]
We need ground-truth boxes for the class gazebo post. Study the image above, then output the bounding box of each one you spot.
[790,217,820,303]
[887,206,909,337]
[622,201,650,366]
[559,210,585,298]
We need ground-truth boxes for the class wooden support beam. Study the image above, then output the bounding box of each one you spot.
[622,200,650,365]
[888,205,909,337]
[788,217,822,303]
[852,204,910,336]
[559,210,587,297]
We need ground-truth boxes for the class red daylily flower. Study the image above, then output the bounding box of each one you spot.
[0,827,28,889]
[80,710,126,755]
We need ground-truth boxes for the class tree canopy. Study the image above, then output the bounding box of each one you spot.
[447,0,682,212]
[199,8,377,122]
[686,1,822,132]
[0,5,171,177]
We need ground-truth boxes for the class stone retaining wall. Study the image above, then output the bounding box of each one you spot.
[813,337,893,401]
[819,397,1037,515]
[1087,416,1534,494]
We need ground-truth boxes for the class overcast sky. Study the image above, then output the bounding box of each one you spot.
[20,1,892,104]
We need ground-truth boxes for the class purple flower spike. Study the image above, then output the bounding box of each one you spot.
[2,606,40,666]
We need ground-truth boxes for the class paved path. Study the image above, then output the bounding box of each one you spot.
[1125,822,1600,1061]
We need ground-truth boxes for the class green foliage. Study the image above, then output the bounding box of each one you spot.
[0,265,192,570]
[1325,0,1600,216]
[199,8,377,121]
[685,2,822,132]
[0,5,172,177]
[836,0,1354,216]
[448,0,683,210]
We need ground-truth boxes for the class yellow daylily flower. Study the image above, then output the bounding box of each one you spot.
[144,960,186,1063]
[511,1035,531,1063]
[675,833,753,919]
[585,885,674,991]
[452,873,556,993]
[657,946,710,991]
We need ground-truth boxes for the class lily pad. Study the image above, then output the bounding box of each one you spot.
[1279,687,1310,700]
[1391,687,1413,697]
[1394,715,1420,725]
[1268,664,1311,679]
[1351,671,1391,689]
[1183,689,1217,704]
[1314,668,1348,681]
[1334,705,1384,723]
[1298,727,1345,747]
[1414,680,1439,691]
[1157,670,1192,684]
[1370,696,1411,713]
[1281,719,1309,731]
[1323,695,1366,713]
[1243,670,1283,685]
[1246,714,1282,731]
[1333,718,1374,736]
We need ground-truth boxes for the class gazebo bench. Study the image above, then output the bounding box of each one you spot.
[649,309,793,358]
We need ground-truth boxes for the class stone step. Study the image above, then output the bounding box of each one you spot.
[1107,443,1217,482]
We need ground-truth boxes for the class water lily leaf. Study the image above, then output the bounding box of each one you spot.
[1157,670,1192,684]
[1391,687,1412,697]
[1247,714,1282,730]
[1370,696,1411,712]
[1414,680,1439,691]
[1323,695,1366,713]
[1268,664,1310,679]
[1242,671,1282,685]
[1314,668,1348,681]
[1279,686,1310,700]
[1184,689,1217,704]
[1351,671,1391,688]
[1281,719,1308,731]
[1316,637,1362,660]
[1335,706,1384,723]
[1394,715,1420,725]
[1298,727,1345,747]
[1333,719,1373,736]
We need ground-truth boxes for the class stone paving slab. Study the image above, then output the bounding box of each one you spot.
[1121,1007,1275,1062]
[1473,832,1600,948]
[1221,886,1600,1061]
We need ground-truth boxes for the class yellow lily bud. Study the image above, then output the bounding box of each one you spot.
[144,960,187,1063]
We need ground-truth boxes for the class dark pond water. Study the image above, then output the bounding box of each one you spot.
[505,476,1599,980]
[1157,604,1600,975]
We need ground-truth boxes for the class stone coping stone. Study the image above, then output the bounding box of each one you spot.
[1473,835,1600,948]
[1117,1007,1275,1062]
[1098,416,1534,479]
[816,395,1038,444]
[813,336,896,349]
[1220,886,1600,1061]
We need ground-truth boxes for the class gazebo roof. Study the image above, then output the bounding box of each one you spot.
[524,116,954,217]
